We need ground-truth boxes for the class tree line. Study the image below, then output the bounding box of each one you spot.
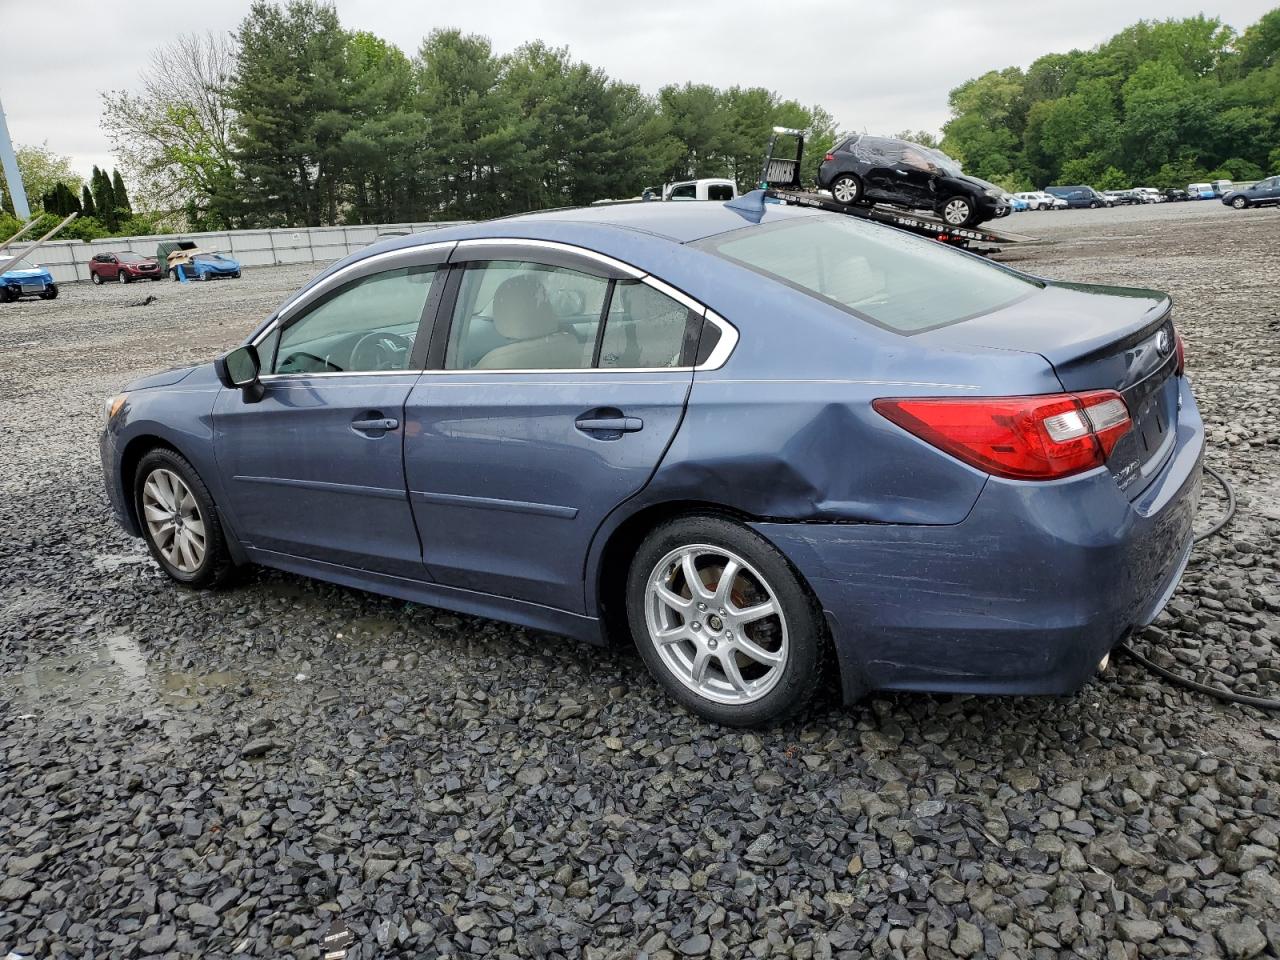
[94,1,835,231]
[941,9,1280,191]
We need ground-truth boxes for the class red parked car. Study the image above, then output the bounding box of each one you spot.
[88,252,163,284]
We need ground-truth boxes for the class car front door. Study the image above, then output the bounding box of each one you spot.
[402,241,726,612]
[102,255,118,279]
[212,243,451,577]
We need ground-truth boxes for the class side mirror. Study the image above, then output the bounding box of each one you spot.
[215,344,265,402]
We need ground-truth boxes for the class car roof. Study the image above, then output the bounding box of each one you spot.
[492,199,817,244]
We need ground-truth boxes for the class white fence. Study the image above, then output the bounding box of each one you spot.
[21,221,468,284]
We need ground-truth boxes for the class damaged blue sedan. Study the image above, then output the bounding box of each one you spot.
[100,199,1203,726]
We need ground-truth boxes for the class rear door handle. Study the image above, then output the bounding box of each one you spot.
[575,416,643,433]
[351,417,399,432]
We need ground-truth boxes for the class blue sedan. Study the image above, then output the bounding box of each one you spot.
[0,257,58,301]
[100,200,1203,726]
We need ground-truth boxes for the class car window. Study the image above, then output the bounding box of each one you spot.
[669,184,697,200]
[273,265,436,374]
[598,281,693,369]
[707,183,734,201]
[697,214,1039,334]
[446,261,606,370]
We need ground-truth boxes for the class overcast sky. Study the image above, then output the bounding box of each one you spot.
[0,0,1273,178]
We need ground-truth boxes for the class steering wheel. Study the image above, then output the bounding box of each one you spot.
[279,351,342,373]
[350,331,414,371]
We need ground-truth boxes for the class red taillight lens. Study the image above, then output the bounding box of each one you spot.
[1175,332,1186,376]
[823,153,835,162]
[873,391,1132,481]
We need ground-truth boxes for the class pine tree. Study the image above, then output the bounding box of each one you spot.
[81,184,97,219]
[91,166,118,230]
[111,169,133,218]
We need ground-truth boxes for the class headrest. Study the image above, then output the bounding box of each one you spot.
[621,282,682,323]
[493,275,558,340]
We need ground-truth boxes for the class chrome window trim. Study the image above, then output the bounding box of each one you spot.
[452,237,645,279]
[250,237,742,373]
[250,241,454,347]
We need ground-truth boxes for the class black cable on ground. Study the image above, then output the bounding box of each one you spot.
[1117,462,1280,712]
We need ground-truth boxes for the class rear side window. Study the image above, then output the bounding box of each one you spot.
[707,183,734,201]
[696,214,1039,334]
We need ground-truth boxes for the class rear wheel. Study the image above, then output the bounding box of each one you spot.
[134,448,234,588]
[829,174,862,206]
[626,515,825,727]
[91,272,103,285]
[939,195,975,226]
[40,285,58,300]
[1231,196,1248,209]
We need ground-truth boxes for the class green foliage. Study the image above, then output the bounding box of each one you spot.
[81,185,97,219]
[943,9,1280,190]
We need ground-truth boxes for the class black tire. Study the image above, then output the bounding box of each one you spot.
[1088,200,1100,209]
[118,269,130,284]
[40,285,58,300]
[0,286,16,303]
[938,195,976,226]
[829,173,862,206]
[133,448,235,588]
[91,272,103,285]
[169,268,180,281]
[626,515,826,727]
[1231,196,1248,209]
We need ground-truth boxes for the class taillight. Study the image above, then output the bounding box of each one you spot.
[1175,331,1186,376]
[823,153,835,162]
[873,391,1132,481]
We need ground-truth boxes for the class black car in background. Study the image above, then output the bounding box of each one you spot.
[1221,175,1280,209]
[1045,185,1114,208]
[817,135,1010,227]
[1164,188,1190,202]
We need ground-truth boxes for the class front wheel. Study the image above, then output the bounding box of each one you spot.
[939,195,976,226]
[118,270,130,284]
[829,174,862,206]
[1231,196,1248,209]
[134,448,234,588]
[1089,200,1100,209]
[626,515,825,727]
[40,284,58,300]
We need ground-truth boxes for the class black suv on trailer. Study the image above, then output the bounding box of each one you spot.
[817,135,1010,227]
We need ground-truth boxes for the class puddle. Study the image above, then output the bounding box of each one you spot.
[7,633,246,720]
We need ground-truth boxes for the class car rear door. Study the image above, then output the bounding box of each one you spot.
[212,242,451,578]
[402,240,723,612]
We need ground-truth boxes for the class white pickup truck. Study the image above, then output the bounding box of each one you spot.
[661,178,738,201]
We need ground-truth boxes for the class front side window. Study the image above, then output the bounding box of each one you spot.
[668,184,697,200]
[446,260,700,371]
[273,265,436,374]
[696,214,1039,334]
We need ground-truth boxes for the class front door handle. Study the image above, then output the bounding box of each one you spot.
[351,417,399,433]
[575,416,643,433]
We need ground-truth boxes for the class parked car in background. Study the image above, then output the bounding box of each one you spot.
[0,257,58,302]
[1008,194,1029,212]
[818,135,1010,226]
[167,250,242,281]
[1045,186,1113,208]
[1103,190,1141,205]
[1221,175,1280,209]
[1133,187,1164,203]
[1164,188,1190,202]
[99,201,1202,726]
[89,252,162,284]
[1188,183,1215,199]
[1014,191,1065,210]
[1210,179,1233,197]
[664,179,737,201]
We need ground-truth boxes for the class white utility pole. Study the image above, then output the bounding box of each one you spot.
[0,94,31,220]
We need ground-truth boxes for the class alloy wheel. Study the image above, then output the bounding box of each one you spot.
[943,198,971,225]
[643,544,789,705]
[1232,197,1246,209]
[832,177,859,203]
[142,468,207,574]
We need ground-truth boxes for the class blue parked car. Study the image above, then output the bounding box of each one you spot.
[100,200,1203,726]
[0,257,58,302]
[175,251,241,281]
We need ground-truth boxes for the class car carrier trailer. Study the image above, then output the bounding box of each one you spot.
[739,126,1036,253]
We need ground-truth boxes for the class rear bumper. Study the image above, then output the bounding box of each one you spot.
[754,376,1204,701]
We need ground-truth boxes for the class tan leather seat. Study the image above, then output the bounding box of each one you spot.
[598,282,688,368]
[475,275,586,370]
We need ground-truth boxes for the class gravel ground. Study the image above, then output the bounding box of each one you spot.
[2,203,1278,960]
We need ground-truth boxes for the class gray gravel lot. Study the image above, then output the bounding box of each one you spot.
[1,203,1278,960]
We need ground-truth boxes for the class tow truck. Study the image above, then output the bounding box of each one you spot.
[734,127,1035,254]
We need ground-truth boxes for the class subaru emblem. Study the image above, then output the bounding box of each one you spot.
[1156,329,1172,356]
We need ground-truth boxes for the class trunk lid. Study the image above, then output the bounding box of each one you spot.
[920,280,1180,498]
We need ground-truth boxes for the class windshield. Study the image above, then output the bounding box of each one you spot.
[696,214,1039,334]
[118,253,145,263]
[8,259,38,271]
[922,148,963,177]
[193,253,228,262]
